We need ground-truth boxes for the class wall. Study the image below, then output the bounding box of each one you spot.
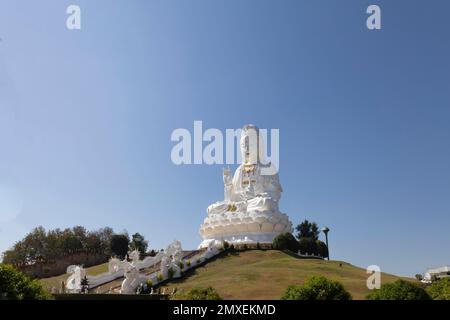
[19,253,109,278]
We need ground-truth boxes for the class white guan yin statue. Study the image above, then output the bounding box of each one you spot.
[199,124,293,248]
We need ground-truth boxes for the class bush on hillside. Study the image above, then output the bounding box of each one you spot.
[281,276,351,300]
[427,278,450,300]
[168,267,175,279]
[272,233,299,252]
[366,280,431,300]
[298,237,317,255]
[171,287,222,300]
[0,264,52,300]
[315,240,329,258]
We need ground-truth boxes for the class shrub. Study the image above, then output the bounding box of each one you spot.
[315,240,328,258]
[427,278,450,300]
[168,267,175,279]
[146,280,153,288]
[156,273,163,282]
[281,276,352,300]
[171,287,222,300]
[186,260,191,267]
[223,241,230,250]
[367,280,431,300]
[272,233,299,252]
[298,237,317,255]
[179,262,184,270]
[0,264,52,300]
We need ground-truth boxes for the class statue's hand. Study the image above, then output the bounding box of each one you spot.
[223,167,232,184]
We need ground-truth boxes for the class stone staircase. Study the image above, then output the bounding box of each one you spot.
[91,249,205,294]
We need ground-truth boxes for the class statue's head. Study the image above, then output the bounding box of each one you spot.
[240,124,265,165]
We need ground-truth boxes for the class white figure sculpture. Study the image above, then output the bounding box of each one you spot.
[65,265,86,293]
[199,124,293,248]
[120,265,146,294]
[129,250,140,265]
[159,240,183,279]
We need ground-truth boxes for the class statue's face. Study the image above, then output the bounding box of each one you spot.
[240,127,259,164]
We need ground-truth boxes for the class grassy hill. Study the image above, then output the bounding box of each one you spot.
[40,250,411,299]
[159,250,410,300]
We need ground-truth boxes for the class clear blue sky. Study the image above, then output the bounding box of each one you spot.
[0,0,449,277]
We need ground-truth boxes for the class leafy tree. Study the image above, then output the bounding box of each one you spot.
[0,264,52,300]
[427,278,450,300]
[367,280,431,300]
[85,233,103,254]
[281,276,352,300]
[61,229,83,254]
[129,233,148,256]
[415,274,423,281]
[171,287,222,300]
[110,234,129,259]
[2,226,117,267]
[96,227,114,255]
[295,220,319,240]
[272,233,299,252]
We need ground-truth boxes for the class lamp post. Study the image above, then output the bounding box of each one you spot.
[321,227,330,260]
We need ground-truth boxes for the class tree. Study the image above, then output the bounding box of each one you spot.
[427,278,450,300]
[281,276,351,300]
[2,226,118,267]
[110,234,129,259]
[85,233,102,254]
[96,227,114,255]
[367,280,431,300]
[295,220,319,240]
[0,264,51,300]
[415,274,423,281]
[171,287,222,300]
[272,233,299,252]
[129,233,148,256]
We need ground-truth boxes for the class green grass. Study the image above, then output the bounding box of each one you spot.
[159,250,411,300]
[40,262,108,291]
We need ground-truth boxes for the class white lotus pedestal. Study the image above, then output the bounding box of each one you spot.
[199,209,292,248]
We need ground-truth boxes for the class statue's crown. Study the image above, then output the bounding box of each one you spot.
[242,124,259,134]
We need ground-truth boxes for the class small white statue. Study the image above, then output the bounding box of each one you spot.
[65,265,86,293]
[129,250,140,265]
